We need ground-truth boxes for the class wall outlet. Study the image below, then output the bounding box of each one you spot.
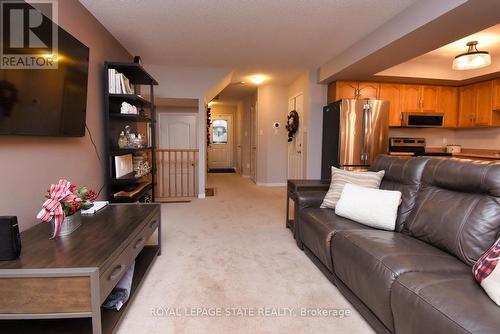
[246,163,250,169]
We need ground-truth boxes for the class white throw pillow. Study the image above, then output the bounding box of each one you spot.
[473,237,500,306]
[335,184,402,231]
[321,167,385,209]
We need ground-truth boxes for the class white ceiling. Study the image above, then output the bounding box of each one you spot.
[80,0,418,85]
[377,23,500,81]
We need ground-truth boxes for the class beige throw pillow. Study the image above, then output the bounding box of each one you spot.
[320,167,385,209]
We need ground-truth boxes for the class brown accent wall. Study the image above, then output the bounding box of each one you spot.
[0,0,132,230]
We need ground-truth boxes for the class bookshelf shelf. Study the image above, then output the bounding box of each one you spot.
[109,113,153,122]
[109,94,151,107]
[106,62,158,85]
[104,61,158,203]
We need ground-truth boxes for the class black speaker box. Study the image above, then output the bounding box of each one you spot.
[0,216,22,261]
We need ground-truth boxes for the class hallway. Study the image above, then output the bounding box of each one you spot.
[117,174,373,334]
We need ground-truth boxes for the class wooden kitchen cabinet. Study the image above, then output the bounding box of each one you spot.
[421,86,438,112]
[327,81,379,103]
[458,85,477,127]
[458,81,500,127]
[493,79,500,110]
[328,81,358,102]
[401,85,421,113]
[401,85,438,113]
[379,83,402,127]
[475,81,493,126]
[358,82,380,100]
[437,86,458,128]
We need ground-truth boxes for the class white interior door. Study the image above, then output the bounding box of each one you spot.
[250,106,257,182]
[287,94,304,179]
[158,114,197,149]
[157,113,197,197]
[208,114,233,169]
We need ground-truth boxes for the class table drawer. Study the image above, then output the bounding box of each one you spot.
[129,214,160,261]
[99,246,131,303]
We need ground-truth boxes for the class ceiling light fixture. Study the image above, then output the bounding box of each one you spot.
[452,41,491,70]
[250,75,266,85]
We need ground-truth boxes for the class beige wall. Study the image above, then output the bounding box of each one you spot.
[0,0,132,231]
[256,85,288,185]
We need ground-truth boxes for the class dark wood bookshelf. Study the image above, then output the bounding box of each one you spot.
[104,61,158,203]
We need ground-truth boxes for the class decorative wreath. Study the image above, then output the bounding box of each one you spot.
[286,110,299,142]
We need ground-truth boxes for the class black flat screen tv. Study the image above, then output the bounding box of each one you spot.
[0,4,89,137]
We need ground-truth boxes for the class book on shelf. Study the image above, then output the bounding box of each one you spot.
[108,69,134,94]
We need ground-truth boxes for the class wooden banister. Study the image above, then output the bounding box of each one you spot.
[155,149,199,201]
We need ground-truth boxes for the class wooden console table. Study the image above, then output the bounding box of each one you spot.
[0,203,161,334]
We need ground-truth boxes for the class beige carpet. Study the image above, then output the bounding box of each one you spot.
[117,174,374,334]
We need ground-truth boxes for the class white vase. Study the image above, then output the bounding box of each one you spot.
[51,211,82,237]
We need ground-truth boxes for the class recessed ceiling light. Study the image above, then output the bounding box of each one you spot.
[452,41,491,70]
[250,75,266,85]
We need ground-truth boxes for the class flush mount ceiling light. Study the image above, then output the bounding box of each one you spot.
[250,75,266,85]
[452,41,491,70]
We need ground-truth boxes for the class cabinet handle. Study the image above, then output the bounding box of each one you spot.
[134,237,146,249]
[109,264,125,281]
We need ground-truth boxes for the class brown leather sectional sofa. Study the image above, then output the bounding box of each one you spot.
[294,155,500,334]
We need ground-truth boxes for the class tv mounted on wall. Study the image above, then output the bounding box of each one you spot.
[0,1,89,137]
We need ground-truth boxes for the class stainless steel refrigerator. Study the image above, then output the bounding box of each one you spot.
[321,99,389,179]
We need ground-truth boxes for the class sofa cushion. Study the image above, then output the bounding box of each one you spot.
[403,158,500,266]
[370,155,430,232]
[320,167,385,209]
[331,230,469,332]
[299,208,371,271]
[335,184,402,231]
[392,272,500,334]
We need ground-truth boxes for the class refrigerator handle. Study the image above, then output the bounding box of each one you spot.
[362,102,370,163]
[365,102,372,163]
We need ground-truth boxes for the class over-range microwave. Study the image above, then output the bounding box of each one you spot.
[401,112,444,127]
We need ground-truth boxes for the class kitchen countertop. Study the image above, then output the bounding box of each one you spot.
[428,147,500,160]
[389,148,500,160]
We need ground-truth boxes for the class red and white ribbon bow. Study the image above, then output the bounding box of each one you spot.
[36,179,77,238]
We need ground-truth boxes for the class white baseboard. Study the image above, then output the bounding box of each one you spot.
[256,182,287,187]
[242,174,250,178]
[198,193,206,199]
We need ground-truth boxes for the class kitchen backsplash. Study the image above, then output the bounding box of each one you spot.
[389,128,500,149]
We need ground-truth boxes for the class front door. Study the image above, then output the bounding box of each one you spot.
[287,94,304,179]
[208,114,233,169]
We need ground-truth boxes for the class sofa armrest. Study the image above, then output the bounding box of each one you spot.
[296,190,327,210]
[293,190,327,248]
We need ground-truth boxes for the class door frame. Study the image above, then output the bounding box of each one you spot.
[250,105,257,183]
[287,92,305,179]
